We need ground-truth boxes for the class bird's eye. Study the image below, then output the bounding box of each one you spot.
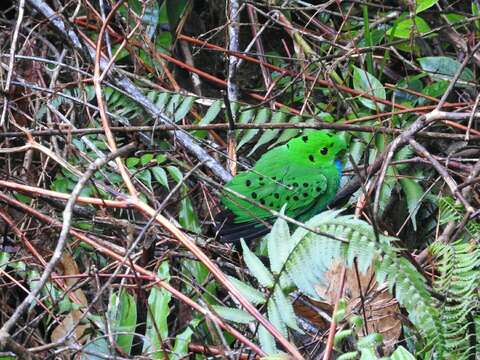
[320,147,328,155]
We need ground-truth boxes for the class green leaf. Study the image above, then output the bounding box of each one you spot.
[166,93,183,116]
[237,107,255,125]
[421,80,449,100]
[247,111,287,156]
[227,276,266,305]
[359,348,378,360]
[126,157,140,168]
[82,338,111,359]
[170,318,200,360]
[334,329,353,348]
[165,0,188,32]
[400,178,424,231]
[0,252,10,270]
[199,100,222,124]
[179,197,200,233]
[14,192,32,204]
[52,177,70,193]
[166,165,183,183]
[212,305,254,324]
[237,108,271,150]
[174,96,195,122]
[336,352,359,360]
[235,107,256,139]
[387,16,431,39]
[137,170,152,190]
[444,13,465,23]
[418,56,474,82]
[108,290,137,355]
[240,239,274,288]
[269,115,303,148]
[141,153,154,166]
[473,1,480,30]
[156,154,167,164]
[353,66,386,111]
[151,166,169,189]
[153,92,170,111]
[273,288,302,332]
[267,210,292,274]
[267,298,288,338]
[415,0,439,13]
[258,324,278,355]
[143,262,171,359]
[193,100,222,138]
[391,346,416,360]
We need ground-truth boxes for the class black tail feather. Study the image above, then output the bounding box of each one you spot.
[214,210,271,243]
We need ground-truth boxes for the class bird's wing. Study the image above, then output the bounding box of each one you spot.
[221,163,328,224]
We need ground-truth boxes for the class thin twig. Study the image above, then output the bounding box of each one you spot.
[1,0,25,127]
[0,143,135,348]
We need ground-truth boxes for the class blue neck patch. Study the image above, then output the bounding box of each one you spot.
[335,159,343,173]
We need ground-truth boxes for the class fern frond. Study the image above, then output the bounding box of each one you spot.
[278,211,446,356]
[430,240,480,359]
[439,197,480,237]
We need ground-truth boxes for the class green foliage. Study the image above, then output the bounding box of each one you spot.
[215,205,478,358]
[235,201,479,359]
[108,289,137,354]
[415,0,440,14]
[352,66,386,110]
[439,197,480,237]
[143,262,172,359]
[387,16,432,39]
[430,240,480,357]
[418,57,474,83]
[8,2,480,358]
[234,210,452,357]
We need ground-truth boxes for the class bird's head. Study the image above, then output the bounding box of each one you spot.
[287,131,347,166]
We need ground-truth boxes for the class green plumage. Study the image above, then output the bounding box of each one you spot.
[217,131,347,242]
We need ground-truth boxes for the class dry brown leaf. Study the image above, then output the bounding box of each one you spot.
[50,253,90,345]
[57,253,88,306]
[315,260,402,353]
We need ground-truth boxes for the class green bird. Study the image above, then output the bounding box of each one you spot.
[216,131,347,242]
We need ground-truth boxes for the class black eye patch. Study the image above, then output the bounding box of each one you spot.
[320,147,328,155]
